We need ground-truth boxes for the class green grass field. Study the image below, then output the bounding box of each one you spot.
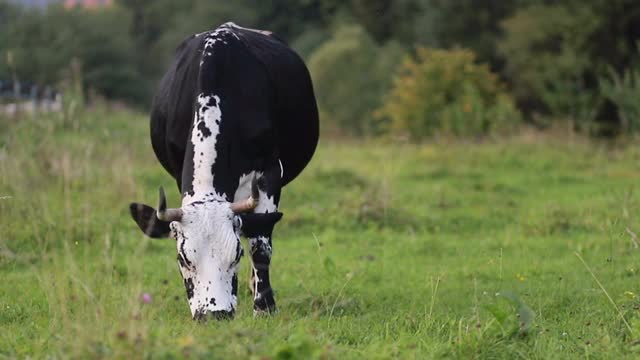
[1,110,639,359]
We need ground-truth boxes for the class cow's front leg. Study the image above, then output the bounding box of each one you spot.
[237,166,282,315]
[249,235,276,313]
[250,166,281,315]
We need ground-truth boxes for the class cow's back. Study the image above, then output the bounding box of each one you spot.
[231,24,319,186]
[150,23,318,191]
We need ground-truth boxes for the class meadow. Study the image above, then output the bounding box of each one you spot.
[1,110,639,359]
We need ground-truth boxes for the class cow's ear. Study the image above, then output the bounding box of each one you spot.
[129,203,172,238]
[237,212,283,238]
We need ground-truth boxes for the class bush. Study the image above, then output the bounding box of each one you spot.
[599,65,640,134]
[307,25,406,136]
[377,47,520,140]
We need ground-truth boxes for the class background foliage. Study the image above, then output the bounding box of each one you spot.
[308,25,404,136]
[1,0,639,138]
[378,47,520,139]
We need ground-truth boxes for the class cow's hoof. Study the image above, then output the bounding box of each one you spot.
[253,288,276,316]
[253,306,277,317]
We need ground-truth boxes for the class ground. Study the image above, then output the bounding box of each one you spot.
[1,110,639,359]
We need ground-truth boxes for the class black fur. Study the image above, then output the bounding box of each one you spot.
[239,212,283,238]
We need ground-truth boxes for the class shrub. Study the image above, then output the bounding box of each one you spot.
[377,47,520,139]
[307,25,406,136]
[599,65,640,134]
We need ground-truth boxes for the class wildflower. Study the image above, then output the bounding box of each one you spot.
[141,293,152,304]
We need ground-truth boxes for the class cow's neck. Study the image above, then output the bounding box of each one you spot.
[181,93,227,206]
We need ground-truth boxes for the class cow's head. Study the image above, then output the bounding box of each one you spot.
[129,177,282,321]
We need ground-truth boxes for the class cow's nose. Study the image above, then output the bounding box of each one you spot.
[193,309,235,322]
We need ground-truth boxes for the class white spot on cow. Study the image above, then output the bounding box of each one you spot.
[171,201,242,318]
[234,172,277,214]
[250,236,272,257]
[199,25,240,66]
[183,94,225,205]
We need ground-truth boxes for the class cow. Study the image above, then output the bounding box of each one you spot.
[129,22,319,321]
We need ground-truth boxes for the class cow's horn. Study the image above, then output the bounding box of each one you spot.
[156,186,183,222]
[230,175,260,213]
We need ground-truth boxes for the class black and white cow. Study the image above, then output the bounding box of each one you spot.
[129,23,318,321]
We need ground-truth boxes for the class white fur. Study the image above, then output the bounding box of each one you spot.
[199,25,240,66]
[234,171,277,213]
[171,201,242,317]
[176,88,241,316]
[183,94,226,204]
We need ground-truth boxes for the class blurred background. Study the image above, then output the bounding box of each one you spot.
[1,0,639,139]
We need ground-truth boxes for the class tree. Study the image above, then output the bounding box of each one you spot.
[308,25,405,135]
[499,4,597,123]
[1,4,143,104]
[350,0,421,44]
[582,0,640,73]
[424,0,522,71]
[499,1,640,133]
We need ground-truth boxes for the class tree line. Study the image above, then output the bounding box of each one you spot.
[1,0,639,138]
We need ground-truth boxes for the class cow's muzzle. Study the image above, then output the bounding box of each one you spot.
[193,309,235,322]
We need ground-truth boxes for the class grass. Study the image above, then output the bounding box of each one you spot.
[1,109,640,359]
